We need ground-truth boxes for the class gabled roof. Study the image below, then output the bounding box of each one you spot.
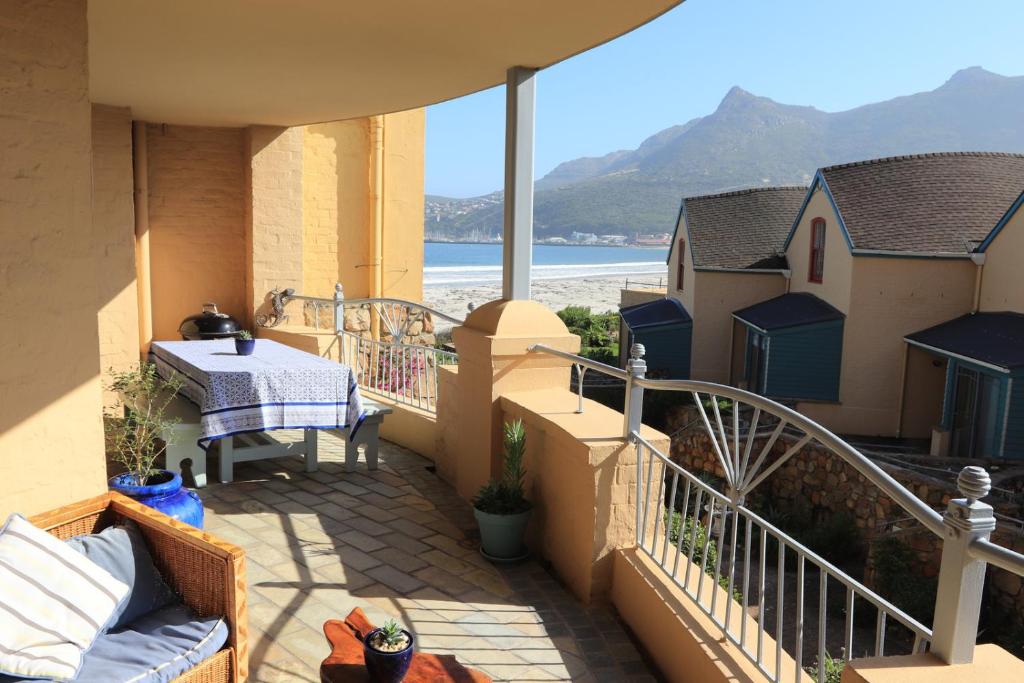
[783,152,1024,256]
[733,292,844,333]
[620,298,691,331]
[905,312,1024,372]
[977,189,1024,253]
[668,187,806,270]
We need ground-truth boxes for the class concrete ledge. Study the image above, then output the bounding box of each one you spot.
[841,644,1024,682]
[612,547,810,683]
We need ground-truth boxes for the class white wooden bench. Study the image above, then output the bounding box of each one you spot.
[160,395,392,485]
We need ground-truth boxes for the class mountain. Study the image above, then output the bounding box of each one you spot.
[426,67,1024,239]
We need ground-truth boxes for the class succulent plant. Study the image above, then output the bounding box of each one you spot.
[377,619,404,647]
[237,330,253,340]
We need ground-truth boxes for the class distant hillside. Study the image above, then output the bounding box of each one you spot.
[427,67,1024,238]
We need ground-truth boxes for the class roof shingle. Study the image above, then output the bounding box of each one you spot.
[905,312,1024,370]
[681,187,807,269]
[819,152,1024,254]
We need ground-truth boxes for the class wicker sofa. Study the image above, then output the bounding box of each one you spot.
[29,492,247,683]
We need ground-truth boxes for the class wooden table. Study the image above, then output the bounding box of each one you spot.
[320,609,492,683]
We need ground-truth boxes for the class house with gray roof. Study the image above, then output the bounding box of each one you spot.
[663,186,806,382]
[731,152,1024,448]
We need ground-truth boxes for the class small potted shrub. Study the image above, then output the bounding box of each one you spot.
[473,419,531,561]
[235,329,255,355]
[106,363,204,528]
[363,618,414,683]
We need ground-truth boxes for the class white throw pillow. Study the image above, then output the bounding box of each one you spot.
[0,514,129,681]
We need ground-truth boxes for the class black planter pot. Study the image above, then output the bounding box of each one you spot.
[235,338,256,356]
[363,628,414,683]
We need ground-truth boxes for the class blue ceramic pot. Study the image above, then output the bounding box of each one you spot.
[235,338,256,356]
[363,628,414,683]
[109,470,204,529]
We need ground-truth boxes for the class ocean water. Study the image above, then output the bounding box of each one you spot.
[424,242,669,287]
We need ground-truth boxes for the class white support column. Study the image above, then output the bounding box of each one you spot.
[624,343,647,439]
[502,66,537,301]
[930,466,996,664]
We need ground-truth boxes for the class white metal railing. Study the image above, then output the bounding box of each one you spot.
[257,284,463,413]
[528,342,1024,680]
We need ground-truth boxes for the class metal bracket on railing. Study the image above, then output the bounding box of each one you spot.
[573,363,587,414]
[255,287,295,328]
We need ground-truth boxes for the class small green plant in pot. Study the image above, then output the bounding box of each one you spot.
[235,329,256,355]
[363,618,414,683]
[473,419,531,561]
[105,364,204,528]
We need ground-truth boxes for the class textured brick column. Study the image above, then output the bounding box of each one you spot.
[246,126,305,328]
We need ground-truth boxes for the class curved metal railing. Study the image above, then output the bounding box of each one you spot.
[529,342,1024,681]
[257,285,464,412]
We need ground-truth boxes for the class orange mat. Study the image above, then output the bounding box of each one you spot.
[320,608,493,683]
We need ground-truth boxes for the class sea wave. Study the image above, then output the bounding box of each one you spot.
[424,261,666,287]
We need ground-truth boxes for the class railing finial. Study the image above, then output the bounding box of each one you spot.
[957,466,991,505]
[630,343,646,361]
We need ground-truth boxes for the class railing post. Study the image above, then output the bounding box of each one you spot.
[930,466,996,664]
[623,343,647,439]
[333,283,344,335]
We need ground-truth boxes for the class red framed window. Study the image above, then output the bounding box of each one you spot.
[809,218,826,283]
[676,239,686,290]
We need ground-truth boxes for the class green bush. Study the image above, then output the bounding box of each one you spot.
[805,651,844,683]
[870,536,936,624]
[557,305,618,353]
[664,509,742,601]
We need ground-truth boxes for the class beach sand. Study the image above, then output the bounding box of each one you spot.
[424,276,636,327]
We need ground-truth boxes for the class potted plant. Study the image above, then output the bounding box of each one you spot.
[235,329,256,355]
[473,419,531,561]
[105,363,204,528]
[363,618,414,683]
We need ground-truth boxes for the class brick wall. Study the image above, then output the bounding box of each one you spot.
[147,124,247,340]
[0,0,108,516]
[92,104,139,406]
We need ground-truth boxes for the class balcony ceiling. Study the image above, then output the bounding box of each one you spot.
[88,0,680,127]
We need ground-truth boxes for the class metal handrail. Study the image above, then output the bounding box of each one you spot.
[632,378,945,538]
[528,343,628,380]
[335,295,465,326]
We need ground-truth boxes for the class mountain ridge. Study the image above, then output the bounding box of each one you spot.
[426,67,1024,237]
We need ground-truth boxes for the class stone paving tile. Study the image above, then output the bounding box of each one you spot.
[198,431,654,682]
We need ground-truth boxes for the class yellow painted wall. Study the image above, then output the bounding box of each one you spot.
[979,208,1024,312]
[799,256,975,435]
[691,271,786,383]
[382,109,426,302]
[900,346,949,439]
[0,0,108,517]
[147,125,247,340]
[302,119,371,298]
[667,220,694,314]
[92,105,140,406]
[787,188,853,314]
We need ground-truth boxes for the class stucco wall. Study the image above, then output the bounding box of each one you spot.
[787,187,852,314]
[668,223,695,314]
[92,104,140,406]
[979,208,1024,313]
[147,125,247,340]
[0,0,108,517]
[691,270,786,383]
[802,257,975,435]
[901,346,949,439]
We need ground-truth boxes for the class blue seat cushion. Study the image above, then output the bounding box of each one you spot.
[0,602,229,683]
[65,520,177,630]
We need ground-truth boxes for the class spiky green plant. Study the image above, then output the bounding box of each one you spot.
[473,419,531,515]
[377,619,404,647]
[237,330,253,340]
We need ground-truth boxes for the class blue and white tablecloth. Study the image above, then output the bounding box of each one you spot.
[149,339,365,449]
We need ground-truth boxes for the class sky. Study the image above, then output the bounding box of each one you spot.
[425,0,1024,198]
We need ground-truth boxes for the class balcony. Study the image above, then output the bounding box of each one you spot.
[203,431,654,682]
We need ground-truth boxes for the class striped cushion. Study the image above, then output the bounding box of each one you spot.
[0,514,129,681]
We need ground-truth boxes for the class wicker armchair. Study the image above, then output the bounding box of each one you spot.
[30,492,248,683]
